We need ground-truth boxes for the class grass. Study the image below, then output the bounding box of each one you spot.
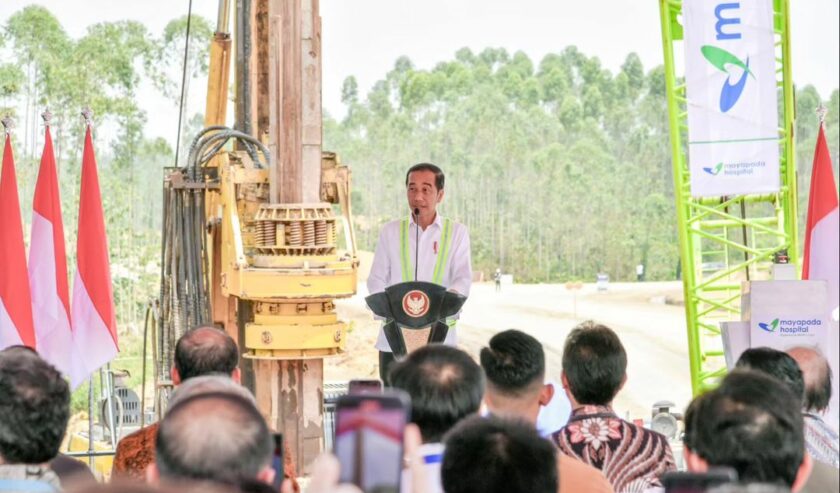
[69,329,155,415]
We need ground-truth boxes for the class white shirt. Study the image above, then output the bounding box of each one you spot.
[367,213,472,351]
[536,380,572,436]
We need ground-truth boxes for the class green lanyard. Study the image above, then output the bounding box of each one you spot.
[400,215,453,284]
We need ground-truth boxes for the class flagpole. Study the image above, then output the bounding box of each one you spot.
[88,375,95,470]
[817,104,827,127]
[2,115,14,135]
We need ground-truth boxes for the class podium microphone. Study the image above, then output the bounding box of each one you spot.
[413,208,420,281]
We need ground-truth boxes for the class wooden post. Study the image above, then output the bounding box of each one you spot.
[269,0,322,203]
[245,0,326,473]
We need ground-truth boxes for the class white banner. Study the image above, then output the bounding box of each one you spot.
[744,280,832,355]
[683,0,780,197]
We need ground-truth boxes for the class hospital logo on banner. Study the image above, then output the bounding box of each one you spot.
[683,0,780,197]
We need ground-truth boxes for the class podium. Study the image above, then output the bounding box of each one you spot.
[365,281,467,358]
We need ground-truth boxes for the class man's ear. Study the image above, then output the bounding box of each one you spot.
[170,367,181,386]
[436,188,445,204]
[791,452,813,493]
[538,383,555,407]
[257,466,277,486]
[618,373,627,393]
[683,447,709,473]
[231,367,242,384]
[145,462,160,484]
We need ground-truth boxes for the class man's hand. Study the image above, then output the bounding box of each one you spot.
[281,454,361,493]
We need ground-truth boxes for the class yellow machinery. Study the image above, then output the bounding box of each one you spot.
[157,0,358,470]
[211,151,357,359]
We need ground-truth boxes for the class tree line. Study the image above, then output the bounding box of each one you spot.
[1,6,837,336]
[325,47,839,283]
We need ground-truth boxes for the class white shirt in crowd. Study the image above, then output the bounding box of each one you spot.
[367,213,472,352]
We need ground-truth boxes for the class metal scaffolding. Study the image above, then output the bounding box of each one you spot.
[658,0,799,394]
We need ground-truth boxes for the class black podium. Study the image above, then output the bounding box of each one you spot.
[365,281,467,358]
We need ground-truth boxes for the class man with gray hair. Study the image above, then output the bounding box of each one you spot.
[786,347,839,469]
[145,377,275,488]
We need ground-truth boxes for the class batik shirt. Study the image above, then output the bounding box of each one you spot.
[551,405,676,493]
[804,413,840,468]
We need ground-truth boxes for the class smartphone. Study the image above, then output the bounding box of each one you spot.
[334,390,411,493]
[348,379,384,395]
[270,433,284,492]
[662,468,738,493]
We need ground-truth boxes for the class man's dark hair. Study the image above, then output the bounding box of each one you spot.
[683,370,805,487]
[735,347,805,404]
[561,321,627,405]
[155,392,272,483]
[480,329,545,396]
[441,416,558,493]
[389,344,484,442]
[405,162,445,190]
[0,349,70,463]
[174,326,239,381]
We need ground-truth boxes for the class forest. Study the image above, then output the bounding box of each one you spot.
[1,6,837,334]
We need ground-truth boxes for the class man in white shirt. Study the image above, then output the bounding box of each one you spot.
[367,163,472,381]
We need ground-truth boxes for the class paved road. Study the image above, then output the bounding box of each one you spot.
[333,281,693,420]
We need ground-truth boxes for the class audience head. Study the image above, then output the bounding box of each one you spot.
[167,374,257,410]
[561,321,627,406]
[786,346,833,413]
[173,326,240,384]
[480,329,554,424]
[441,416,558,493]
[389,344,484,443]
[151,392,273,486]
[683,370,811,491]
[0,347,70,464]
[735,347,805,404]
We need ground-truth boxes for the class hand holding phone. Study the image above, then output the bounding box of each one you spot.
[334,390,411,493]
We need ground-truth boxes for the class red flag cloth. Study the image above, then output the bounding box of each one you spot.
[69,126,118,387]
[29,125,73,374]
[0,134,36,348]
[801,123,839,306]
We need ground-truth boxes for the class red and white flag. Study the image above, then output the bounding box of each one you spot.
[29,123,73,374]
[802,122,839,308]
[69,124,118,387]
[0,132,36,349]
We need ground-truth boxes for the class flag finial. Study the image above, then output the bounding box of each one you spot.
[1,115,14,135]
[817,104,828,125]
[41,108,53,127]
[81,107,94,128]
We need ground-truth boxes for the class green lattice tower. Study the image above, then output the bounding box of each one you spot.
[658,0,799,395]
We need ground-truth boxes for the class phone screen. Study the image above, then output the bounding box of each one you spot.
[348,379,384,395]
[271,433,284,492]
[334,392,409,493]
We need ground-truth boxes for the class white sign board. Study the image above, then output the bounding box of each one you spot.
[742,280,832,356]
[683,0,780,197]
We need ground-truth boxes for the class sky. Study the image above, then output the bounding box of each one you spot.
[1,0,838,146]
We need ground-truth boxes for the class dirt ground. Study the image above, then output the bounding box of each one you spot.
[327,279,693,420]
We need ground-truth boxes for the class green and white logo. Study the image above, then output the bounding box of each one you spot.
[701,45,755,113]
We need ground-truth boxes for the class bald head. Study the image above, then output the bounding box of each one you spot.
[155,393,272,484]
[173,326,239,383]
[167,375,255,410]
[787,346,833,413]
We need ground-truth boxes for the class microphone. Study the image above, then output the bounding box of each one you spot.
[413,208,420,281]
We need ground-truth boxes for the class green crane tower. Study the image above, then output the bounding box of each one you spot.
[658,0,799,394]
